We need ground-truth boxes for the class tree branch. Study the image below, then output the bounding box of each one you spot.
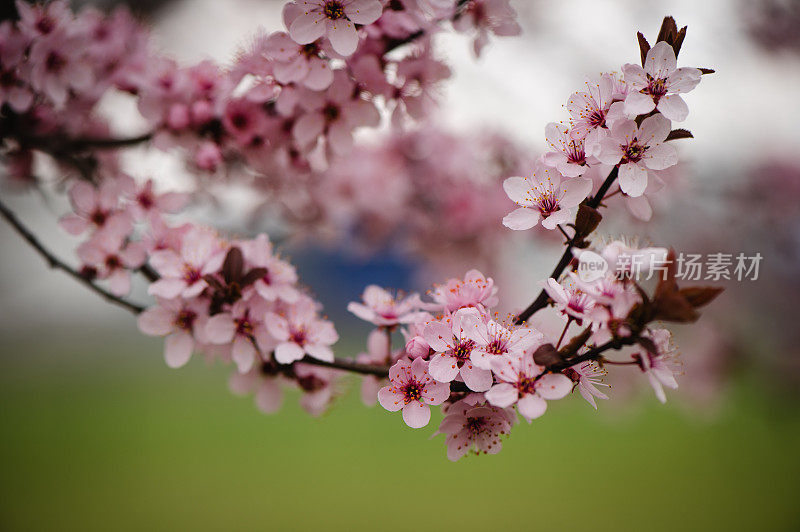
[0,197,145,315]
[514,165,620,325]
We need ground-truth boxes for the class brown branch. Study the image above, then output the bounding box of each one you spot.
[0,197,145,315]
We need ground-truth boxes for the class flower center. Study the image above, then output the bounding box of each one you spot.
[453,339,476,361]
[537,191,560,217]
[90,209,107,226]
[236,317,253,336]
[183,266,202,285]
[290,328,307,346]
[517,376,537,396]
[466,416,487,435]
[323,103,340,123]
[105,255,121,270]
[402,380,423,403]
[45,51,66,73]
[323,1,345,20]
[645,74,668,100]
[175,309,196,330]
[587,109,606,128]
[623,142,647,163]
[487,339,507,355]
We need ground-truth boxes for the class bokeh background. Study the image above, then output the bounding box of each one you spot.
[2,0,800,530]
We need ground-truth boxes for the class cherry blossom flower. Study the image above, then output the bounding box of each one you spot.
[485,350,573,421]
[205,300,274,373]
[427,269,499,312]
[542,277,595,325]
[543,122,588,177]
[452,0,521,57]
[292,71,380,155]
[437,399,516,461]
[295,363,338,416]
[424,309,493,392]
[229,361,284,414]
[266,305,338,364]
[563,361,609,409]
[636,328,680,403]
[502,162,593,230]
[15,0,72,39]
[121,177,189,221]
[287,0,384,56]
[137,298,209,368]
[566,74,616,141]
[264,31,334,91]
[76,229,145,296]
[240,234,300,304]
[28,29,93,107]
[622,41,702,122]
[377,357,450,428]
[596,114,677,197]
[347,285,425,327]
[147,227,226,299]
[464,316,541,370]
[59,180,132,236]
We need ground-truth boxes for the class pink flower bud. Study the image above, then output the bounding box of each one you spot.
[191,100,214,127]
[166,103,190,130]
[405,336,429,359]
[194,141,222,172]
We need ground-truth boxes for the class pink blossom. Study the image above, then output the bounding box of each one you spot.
[229,362,284,414]
[427,269,499,312]
[59,180,132,237]
[636,328,680,403]
[295,363,338,416]
[0,22,33,112]
[76,229,145,296]
[16,0,72,39]
[122,177,189,221]
[392,52,451,124]
[266,305,338,364]
[28,29,93,107]
[424,309,493,392]
[347,285,425,327]
[240,234,300,304]
[264,31,333,90]
[463,316,541,370]
[622,41,702,122]
[287,0,384,56]
[292,71,380,155]
[595,114,677,197]
[137,298,209,368]
[377,357,450,428]
[452,0,521,57]
[485,350,573,421]
[502,162,593,230]
[542,277,595,325]
[566,74,616,141]
[205,300,274,373]
[147,227,226,299]
[542,122,588,177]
[563,361,609,409]
[437,399,515,461]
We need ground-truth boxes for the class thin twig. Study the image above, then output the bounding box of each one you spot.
[0,197,145,315]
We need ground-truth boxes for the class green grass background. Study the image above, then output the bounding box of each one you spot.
[1,331,799,531]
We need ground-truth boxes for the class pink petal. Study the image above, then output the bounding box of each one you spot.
[428,353,459,383]
[618,163,648,198]
[536,373,573,399]
[288,12,326,45]
[164,332,193,368]
[656,94,689,122]
[275,342,305,364]
[517,394,547,421]
[205,313,237,344]
[502,207,540,230]
[232,336,257,373]
[344,0,383,25]
[485,383,518,408]
[378,386,403,412]
[326,19,359,56]
[137,306,174,336]
[402,402,431,428]
[459,363,493,392]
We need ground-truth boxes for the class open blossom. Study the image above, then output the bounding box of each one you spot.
[240,234,300,304]
[59,180,132,236]
[636,328,680,403]
[292,71,380,156]
[378,357,450,428]
[464,316,541,370]
[287,0,383,56]
[452,0,521,57]
[424,309,493,392]
[147,227,226,299]
[28,29,93,107]
[263,30,333,91]
[563,361,609,409]
[543,277,595,325]
[428,269,499,312]
[622,41,702,122]
[137,298,209,368]
[121,177,189,221]
[229,362,284,414]
[205,300,274,373]
[596,113,677,197]
[266,304,338,364]
[543,122,588,177]
[295,363,338,416]
[437,400,516,461]
[502,162,593,230]
[485,350,573,421]
[347,285,425,327]
[566,73,626,143]
[76,229,145,296]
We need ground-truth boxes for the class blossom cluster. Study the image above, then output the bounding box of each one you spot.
[345,258,683,460]
[502,41,702,226]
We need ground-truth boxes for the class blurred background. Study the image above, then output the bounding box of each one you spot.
[2,0,800,530]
